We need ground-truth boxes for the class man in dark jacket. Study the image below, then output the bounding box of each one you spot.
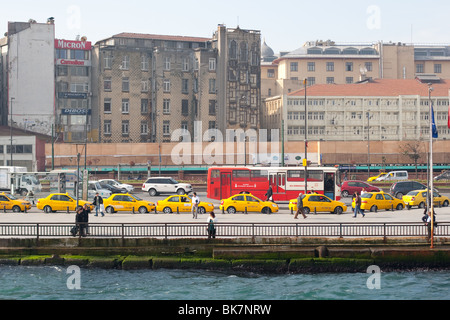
[294,193,307,219]
[93,193,104,217]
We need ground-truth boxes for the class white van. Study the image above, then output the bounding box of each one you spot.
[376,171,408,181]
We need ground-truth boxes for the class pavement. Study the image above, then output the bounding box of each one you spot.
[0,191,449,225]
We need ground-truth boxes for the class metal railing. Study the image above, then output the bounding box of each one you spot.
[0,222,448,240]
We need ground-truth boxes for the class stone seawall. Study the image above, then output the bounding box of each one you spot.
[1,237,450,273]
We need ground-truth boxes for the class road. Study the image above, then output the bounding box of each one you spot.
[0,191,449,225]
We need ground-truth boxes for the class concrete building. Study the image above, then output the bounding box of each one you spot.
[263,78,450,142]
[55,37,94,143]
[0,20,55,136]
[92,25,261,144]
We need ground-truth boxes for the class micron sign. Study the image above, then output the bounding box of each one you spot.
[55,39,92,51]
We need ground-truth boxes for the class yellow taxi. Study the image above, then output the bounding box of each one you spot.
[103,193,155,213]
[37,193,94,213]
[219,194,279,214]
[367,173,386,182]
[402,190,450,209]
[156,195,214,214]
[289,193,347,215]
[0,193,32,212]
[352,191,405,212]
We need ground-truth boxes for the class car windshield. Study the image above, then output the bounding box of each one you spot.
[133,195,143,201]
[4,194,17,200]
[361,193,373,199]
[407,191,420,196]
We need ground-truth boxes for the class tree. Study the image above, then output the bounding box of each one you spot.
[400,141,425,179]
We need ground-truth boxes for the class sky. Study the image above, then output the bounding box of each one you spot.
[1,0,450,53]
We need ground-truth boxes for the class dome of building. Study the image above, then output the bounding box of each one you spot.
[261,40,275,58]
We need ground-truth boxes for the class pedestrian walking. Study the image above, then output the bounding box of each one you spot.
[93,192,104,217]
[191,192,200,219]
[353,192,365,218]
[265,185,274,202]
[422,208,437,240]
[75,205,86,237]
[294,192,307,219]
[82,203,90,235]
[207,212,217,239]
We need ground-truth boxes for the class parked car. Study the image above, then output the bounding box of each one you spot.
[352,191,405,212]
[0,192,32,212]
[98,181,127,194]
[88,181,112,200]
[99,179,134,193]
[434,171,450,181]
[341,180,381,197]
[389,181,429,199]
[402,190,449,209]
[376,171,408,181]
[103,193,155,214]
[156,195,214,214]
[289,193,347,215]
[142,177,193,196]
[37,193,93,213]
[220,193,279,214]
[367,172,387,182]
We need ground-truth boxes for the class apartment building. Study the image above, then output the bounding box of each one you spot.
[93,26,261,144]
[55,37,93,143]
[263,78,450,142]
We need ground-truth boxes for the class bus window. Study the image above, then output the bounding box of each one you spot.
[308,170,323,182]
[232,170,250,180]
[250,170,268,182]
[287,170,304,181]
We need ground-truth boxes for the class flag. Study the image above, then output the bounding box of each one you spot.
[431,105,438,139]
[448,104,450,129]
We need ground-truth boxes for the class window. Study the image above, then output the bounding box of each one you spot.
[240,42,248,62]
[71,83,88,93]
[57,66,68,76]
[307,77,315,85]
[209,78,216,93]
[122,78,129,92]
[104,99,112,113]
[290,62,298,72]
[7,145,32,154]
[326,77,334,84]
[141,80,149,92]
[307,62,315,71]
[365,62,373,72]
[71,67,89,77]
[122,99,129,114]
[122,120,129,135]
[163,121,170,136]
[209,58,216,71]
[163,79,171,92]
[141,55,149,71]
[56,49,67,59]
[346,62,353,72]
[229,40,237,59]
[346,77,354,84]
[104,52,112,69]
[267,69,275,78]
[326,62,334,71]
[182,79,189,94]
[209,100,216,115]
[141,99,149,114]
[416,64,424,73]
[163,99,171,114]
[104,120,111,135]
[164,56,171,71]
[434,64,442,73]
[182,57,189,71]
[182,100,189,116]
[121,55,129,70]
[141,121,149,135]
[71,50,89,60]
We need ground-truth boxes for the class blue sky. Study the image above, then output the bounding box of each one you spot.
[2,0,450,53]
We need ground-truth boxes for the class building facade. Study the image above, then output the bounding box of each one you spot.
[263,78,450,142]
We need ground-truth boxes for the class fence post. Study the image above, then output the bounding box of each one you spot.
[165,223,168,240]
[122,223,125,241]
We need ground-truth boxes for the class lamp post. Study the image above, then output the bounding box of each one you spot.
[10,97,15,166]
[367,111,371,180]
[428,83,435,249]
[304,78,308,194]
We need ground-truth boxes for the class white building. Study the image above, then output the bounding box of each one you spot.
[1,20,55,136]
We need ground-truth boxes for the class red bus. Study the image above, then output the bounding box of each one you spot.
[207,166,341,202]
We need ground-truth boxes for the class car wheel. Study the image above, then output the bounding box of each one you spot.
[262,207,271,214]
[163,207,172,214]
[341,190,349,198]
[227,206,236,214]
[303,207,310,215]
[419,202,425,209]
[198,207,206,214]
[396,192,403,199]
[370,205,378,212]
[396,204,404,210]
[442,200,449,207]
[12,205,21,213]
[334,206,343,215]
[44,206,52,214]
[177,188,185,195]
[106,206,115,214]
[138,206,148,214]
[148,189,157,197]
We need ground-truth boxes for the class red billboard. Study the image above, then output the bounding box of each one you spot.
[55,39,92,51]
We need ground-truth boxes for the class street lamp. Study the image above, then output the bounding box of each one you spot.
[304,79,308,194]
[10,97,15,166]
[428,83,435,249]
